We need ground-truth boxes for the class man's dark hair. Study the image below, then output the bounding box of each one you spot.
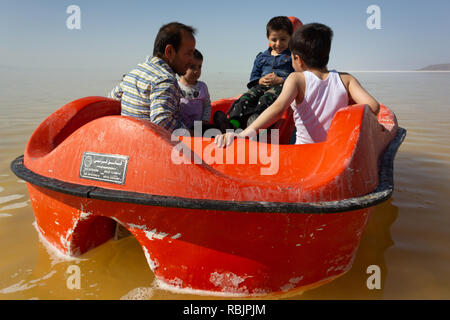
[289,23,333,69]
[266,16,293,37]
[153,22,196,58]
[193,49,203,60]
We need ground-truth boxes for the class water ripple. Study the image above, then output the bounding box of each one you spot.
[0,194,24,205]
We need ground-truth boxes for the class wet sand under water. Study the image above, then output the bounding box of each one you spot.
[0,69,449,299]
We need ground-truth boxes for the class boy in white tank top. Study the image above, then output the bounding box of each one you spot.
[215,23,380,147]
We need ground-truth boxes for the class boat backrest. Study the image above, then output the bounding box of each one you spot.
[27,97,120,157]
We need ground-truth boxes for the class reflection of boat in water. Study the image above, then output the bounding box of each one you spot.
[11,95,405,297]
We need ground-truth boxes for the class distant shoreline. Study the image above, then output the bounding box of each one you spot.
[418,63,450,71]
[2,64,450,74]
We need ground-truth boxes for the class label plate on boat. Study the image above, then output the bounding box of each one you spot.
[79,152,129,185]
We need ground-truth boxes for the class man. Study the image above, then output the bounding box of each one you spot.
[110,22,196,132]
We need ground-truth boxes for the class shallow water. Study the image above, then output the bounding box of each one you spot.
[0,68,449,299]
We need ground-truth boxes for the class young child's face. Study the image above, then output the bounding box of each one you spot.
[267,30,290,55]
[183,58,202,83]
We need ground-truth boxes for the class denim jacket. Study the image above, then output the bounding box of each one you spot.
[247,48,294,88]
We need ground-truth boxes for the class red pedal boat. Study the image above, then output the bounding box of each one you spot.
[11,96,405,297]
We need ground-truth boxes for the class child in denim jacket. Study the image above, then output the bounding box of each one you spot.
[227,16,295,128]
[215,23,380,147]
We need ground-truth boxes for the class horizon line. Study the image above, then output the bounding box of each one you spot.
[2,65,450,73]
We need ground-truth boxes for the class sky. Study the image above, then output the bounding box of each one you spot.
[2,0,450,75]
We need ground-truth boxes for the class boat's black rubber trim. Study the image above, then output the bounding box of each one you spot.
[10,127,406,214]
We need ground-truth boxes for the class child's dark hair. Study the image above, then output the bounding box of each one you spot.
[266,16,293,37]
[193,49,203,60]
[289,23,333,69]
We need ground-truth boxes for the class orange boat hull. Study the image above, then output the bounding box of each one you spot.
[27,183,372,296]
[12,96,404,296]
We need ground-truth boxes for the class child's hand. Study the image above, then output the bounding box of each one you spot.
[214,132,240,148]
[271,74,283,85]
[258,73,272,86]
[259,73,283,86]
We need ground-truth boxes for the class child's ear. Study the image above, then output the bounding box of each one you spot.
[295,55,305,67]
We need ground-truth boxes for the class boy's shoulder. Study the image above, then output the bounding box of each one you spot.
[335,71,353,77]
[286,72,306,88]
[336,71,355,87]
[283,71,305,85]
[289,71,305,80]
[255,48,271,58]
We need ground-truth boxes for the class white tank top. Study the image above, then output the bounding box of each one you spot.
[291,70,349,144]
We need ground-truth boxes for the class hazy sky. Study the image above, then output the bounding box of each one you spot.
[2,0,450,75]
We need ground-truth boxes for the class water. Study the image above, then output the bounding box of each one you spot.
[0,68,449,299]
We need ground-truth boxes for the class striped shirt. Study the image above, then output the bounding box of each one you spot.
[109,56,186,132]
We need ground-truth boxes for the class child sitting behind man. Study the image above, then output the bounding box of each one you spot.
[178,49,231,133]
[227,16,296,129]
[215,23,380,147]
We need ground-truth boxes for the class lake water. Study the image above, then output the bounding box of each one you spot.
[0,68,449,299]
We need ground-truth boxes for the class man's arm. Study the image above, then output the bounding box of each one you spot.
[109,83,123,100]
[149,79,186,132]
